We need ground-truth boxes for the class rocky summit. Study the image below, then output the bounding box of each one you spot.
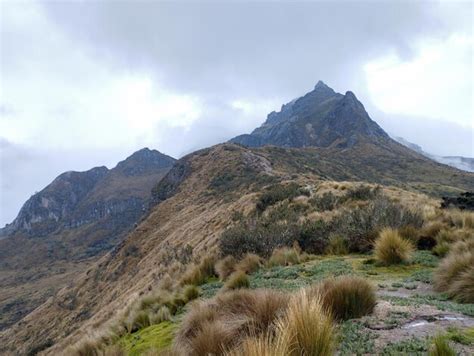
[231,81,389,148]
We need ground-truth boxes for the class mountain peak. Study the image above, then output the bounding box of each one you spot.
[230,83,389,148]
[115,148,176,176]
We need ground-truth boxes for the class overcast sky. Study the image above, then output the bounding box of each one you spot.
[0,0,472,226]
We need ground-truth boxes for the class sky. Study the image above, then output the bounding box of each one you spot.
[0,0,473,226]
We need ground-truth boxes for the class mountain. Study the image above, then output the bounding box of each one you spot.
[0,148,175,330]
[231,81,390,148]
[1,82,474,354]
[394,136,474,173]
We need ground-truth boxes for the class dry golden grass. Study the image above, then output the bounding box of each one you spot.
[174,289,288,355]
[449,210,474,229]
[235,253,262,274]
[226,332,290,356]
[325,235,348,255]
[215,255,238,280]
[182,284,200,302]
[267,247,300,267]
[374,228,414,265]
[311,276,376,321]
[277,290,336,356]
[434,238,474,303]
[180,255,217,286]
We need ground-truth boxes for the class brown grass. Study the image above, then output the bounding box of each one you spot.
[374,228,414,265]
[215,255,238,280]
[235,253,262,274]
[311,276,376,321]
[267,247,300,267]
[224,271,250,290]
[180,255,217,286]
[277,290,336,356]
[174,289,288,355]
[325,235,348,255]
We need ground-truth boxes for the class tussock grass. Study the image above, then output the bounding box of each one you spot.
[374,228,414,265]
[226,332,290,356]
[235,253,262,274]
[429,335,456,356]
[215,255,238,281]
[311,276,376,321]
[450,210,474,229]
[174,289,288,355]
[434,238,474,303]
[267,247,300,267]
[278,290,336,356]
[182,285,200,302]
[224,271,250,290]
[180,255,217,286]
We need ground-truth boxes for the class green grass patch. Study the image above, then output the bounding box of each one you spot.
[380,337,428,355]
[338,320,376,355]
[304,258,354,281]
[119,321,176,356]
[444,326,474,345]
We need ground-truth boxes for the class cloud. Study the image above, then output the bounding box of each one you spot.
[0,1,472,225]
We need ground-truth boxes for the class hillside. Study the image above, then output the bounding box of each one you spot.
[0,148,175,331]
[1,142,473,355]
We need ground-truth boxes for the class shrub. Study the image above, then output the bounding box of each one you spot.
[311,276,376,321]
[225,271,250,290]
[374,228,414,265]
[235,253,262,274]
[267,247,300,267]
[429,335,456,356]
[345,185,381,201]
[174,289,288,355]
[309,192,339,212]
[256,183,309,212]
[215,255,238,280]
[325,235,349,255]
[298,220,330,254]
[277,290,336,356]
[182,285,200,302]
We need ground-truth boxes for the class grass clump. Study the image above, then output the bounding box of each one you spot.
[182,285,200,302]
[277,289,336,355]
[256,183,309,212]
[267,247,300,267]
[312,276,376,321]
[235,253,262,274]
[374,228,414,265]
[225,271,250,290]
[215,255,237,281]
[174,289,288,355]
[434,239,474,303]
[180,255,217,286]
[428,335,456,356]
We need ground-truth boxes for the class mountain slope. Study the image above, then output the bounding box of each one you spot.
[1,141,473,355]
[0,148,175,330]
[394,136,474,173]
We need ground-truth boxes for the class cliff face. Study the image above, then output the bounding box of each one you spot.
[0,148,175,330]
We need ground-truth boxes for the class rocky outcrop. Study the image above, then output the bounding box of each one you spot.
[231,81,389,148]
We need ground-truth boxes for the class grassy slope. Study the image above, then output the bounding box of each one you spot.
[1,143,473,354]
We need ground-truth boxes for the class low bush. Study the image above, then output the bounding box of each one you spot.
[309,192,340,212]
[267,247,300,267]
[374,228,414,265]
[225,271,250,290]
[235,253,262,274]
[174,289,288,355]
[345,185,381,201]
[215,255,238,281]
[298,220,330,254]
[256,183,309,212]
[325,235,348,255]
[311,276,376,321]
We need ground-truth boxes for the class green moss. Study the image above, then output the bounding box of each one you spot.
[304,258,354,281]
[119,321,176,356]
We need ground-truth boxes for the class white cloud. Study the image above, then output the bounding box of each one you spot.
[364,34,473,127]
